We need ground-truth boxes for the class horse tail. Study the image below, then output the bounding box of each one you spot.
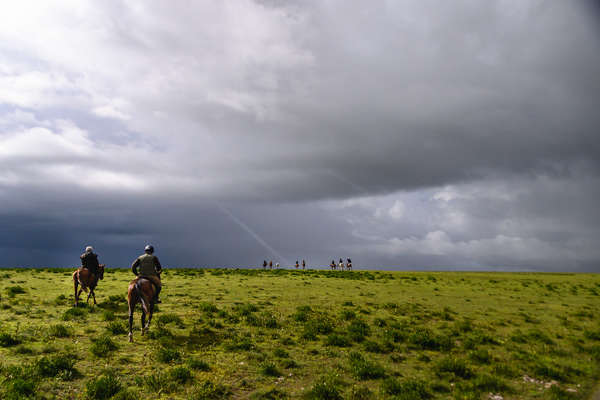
[135,279,149,314]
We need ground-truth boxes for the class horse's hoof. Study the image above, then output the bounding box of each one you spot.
[128,333,133,343]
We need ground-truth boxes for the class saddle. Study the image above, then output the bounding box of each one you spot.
[136,275,159,291]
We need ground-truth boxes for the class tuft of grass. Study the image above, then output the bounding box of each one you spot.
[224,336,254,351]
[260,361,281,377]
[191,380,231,399]
[380,377,430,399]
[548,385,578,400]
[348,352,386,380]
[467,373,511,393]
[250,387,289,399]
[13,344,34,355]
[280,358,299,369]
[408,328,452,351]
[157,313,185,328]
[90,336,118,358]
[469,349,492,364]
[363,340,393,354]
[528,329,555,345]
[584,329,600,341]
[303,314,335,338]
[6,286,26,297]
[147,325,174,340]
[340,310,356,321]
[47,323,73,338]
[101,310,116,321]
[0,332,22,347]
[143,371,173,393]
[347,319,370,342]
[326,333,351,347]
[170,366,192,384]
[4,377,36,399]
[62,306,87,321]
[156,346,182,363]
[188,358,210,371]
[273,348,289,358]
[199,302,219,314]
[234,302,259,316]
[533,362,567,382]
[86,373,122,399]
[304,376,343,400]
[434,356,473,379]
[347,385,372,400]
[34,354,79,379]
[106,321,128,335]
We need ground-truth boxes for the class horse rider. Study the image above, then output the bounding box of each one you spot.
[263,260,267,269]
[331,260,336,270]
[295,260,299,269]
[131,244,163,303]
[302,259,306,270]
[80,245,100,277]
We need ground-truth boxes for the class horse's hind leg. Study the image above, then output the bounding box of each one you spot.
[141,310,146,335]
[91,289,97,305]
[128,303,134,342]
[77,288,84,306]
[145,303,154,331]
[73,278,79,306]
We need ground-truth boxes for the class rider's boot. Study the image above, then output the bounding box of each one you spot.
[154,285,162,304]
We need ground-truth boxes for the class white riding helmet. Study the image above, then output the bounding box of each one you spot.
[85,246,94,253]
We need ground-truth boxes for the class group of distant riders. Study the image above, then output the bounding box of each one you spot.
[331,258,352,271]
[79,244,163,303]
[262,260,307,270]
[260,258,353,271]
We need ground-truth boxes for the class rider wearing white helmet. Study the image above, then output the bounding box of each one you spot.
[80,245,100,276]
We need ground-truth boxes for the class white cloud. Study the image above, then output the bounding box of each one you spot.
[388,200,405,220]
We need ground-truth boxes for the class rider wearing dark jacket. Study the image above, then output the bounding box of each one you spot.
[131,245,163,303]
[80,246,100,276]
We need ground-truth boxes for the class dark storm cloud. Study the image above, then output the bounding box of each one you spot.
[0,1,599,270]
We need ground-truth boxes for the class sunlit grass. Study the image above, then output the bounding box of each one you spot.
[0,268,598,398]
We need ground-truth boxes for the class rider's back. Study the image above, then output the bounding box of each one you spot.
[136,253,159,277]
[81,252,99,274]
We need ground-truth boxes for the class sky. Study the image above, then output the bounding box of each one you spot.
[0,1,599,271]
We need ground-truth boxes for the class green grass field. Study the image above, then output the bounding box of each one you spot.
[0,268,598,399]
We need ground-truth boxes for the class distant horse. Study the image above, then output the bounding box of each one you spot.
[339,261,344,271]
[127,277,158,342]
[346,262,352,271]
[73,264,105,306]
[330,261,336,270]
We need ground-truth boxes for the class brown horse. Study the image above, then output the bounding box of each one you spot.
[127,277,157,342]
[73,264,105,306]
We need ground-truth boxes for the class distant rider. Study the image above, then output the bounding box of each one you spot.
[131,245,163,303]
[80,246,100,277]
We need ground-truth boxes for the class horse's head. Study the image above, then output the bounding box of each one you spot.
[98,264,105,280]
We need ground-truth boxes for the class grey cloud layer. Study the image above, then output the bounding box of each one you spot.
[0,1,598,269]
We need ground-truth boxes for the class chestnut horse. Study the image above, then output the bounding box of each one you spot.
[127,277,157,342]
[73,264,105,306]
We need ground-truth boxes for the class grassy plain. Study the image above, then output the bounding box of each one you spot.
[0,268,599,399]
